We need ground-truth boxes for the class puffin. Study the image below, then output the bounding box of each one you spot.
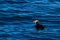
[33,20,44,31]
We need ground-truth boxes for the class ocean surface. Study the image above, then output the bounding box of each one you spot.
[0,0,60,40]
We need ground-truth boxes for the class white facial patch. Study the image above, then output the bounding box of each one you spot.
[33,20,39,24]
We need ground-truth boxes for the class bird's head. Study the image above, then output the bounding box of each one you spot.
[33,20,39,25]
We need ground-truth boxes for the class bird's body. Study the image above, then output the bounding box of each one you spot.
[35,24,44,31]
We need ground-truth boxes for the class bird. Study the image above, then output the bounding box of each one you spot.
[33,20,44,31]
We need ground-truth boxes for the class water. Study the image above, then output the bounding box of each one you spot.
[0,0,60,40]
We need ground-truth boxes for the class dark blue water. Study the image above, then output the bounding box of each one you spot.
[0,0,60,40]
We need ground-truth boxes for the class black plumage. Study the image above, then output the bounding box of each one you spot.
[35,24,44,31]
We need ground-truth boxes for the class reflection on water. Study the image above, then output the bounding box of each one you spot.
[0,0,60,40]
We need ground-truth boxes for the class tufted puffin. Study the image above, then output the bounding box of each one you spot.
[33,20,44,31]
